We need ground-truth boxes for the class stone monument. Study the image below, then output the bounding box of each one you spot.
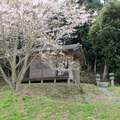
[95,74,101,86]
[109,73,115,86]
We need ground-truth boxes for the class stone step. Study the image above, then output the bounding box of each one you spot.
[99,87,120,104]
[109,102,120,104]
[99,88,116,96]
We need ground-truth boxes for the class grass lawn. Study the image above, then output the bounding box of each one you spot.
[0,83,120,120]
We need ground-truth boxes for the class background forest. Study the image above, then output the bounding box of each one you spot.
[62,0,120,83]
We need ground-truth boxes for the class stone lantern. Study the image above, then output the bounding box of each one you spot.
[109,73,115,86]
[95,74,101,86]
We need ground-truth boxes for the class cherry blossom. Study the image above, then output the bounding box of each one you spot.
[0,0,91,92]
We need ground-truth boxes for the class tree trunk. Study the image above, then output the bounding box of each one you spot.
[94,58,97,73]
[87,61,90,71]
[8,80,21,93]
[87,61,92,72]
[103,63,108,80]
[15,82,21,92]
[100,65,103,73]
[89,64,92,72]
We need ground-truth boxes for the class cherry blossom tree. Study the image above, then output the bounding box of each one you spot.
[0,0,91,92]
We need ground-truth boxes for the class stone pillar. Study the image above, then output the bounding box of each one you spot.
[41,79,43,83]
[54,79,56,83]
[74,70,80,84]
[109,73,115,86]
[73,67,80,83]
[95,74,101,86]
[29,80,31,84]
[73,60,80,84]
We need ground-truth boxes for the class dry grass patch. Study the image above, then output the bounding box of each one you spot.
[18,83,109,103]
[0,83,109,103]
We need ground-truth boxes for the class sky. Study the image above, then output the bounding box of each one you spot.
[101,0,104,4]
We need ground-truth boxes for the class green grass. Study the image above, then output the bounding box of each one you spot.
[0,84,120,120]
[0,91,120,120]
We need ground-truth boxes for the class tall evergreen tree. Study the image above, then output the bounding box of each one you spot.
[89,0,120,81]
